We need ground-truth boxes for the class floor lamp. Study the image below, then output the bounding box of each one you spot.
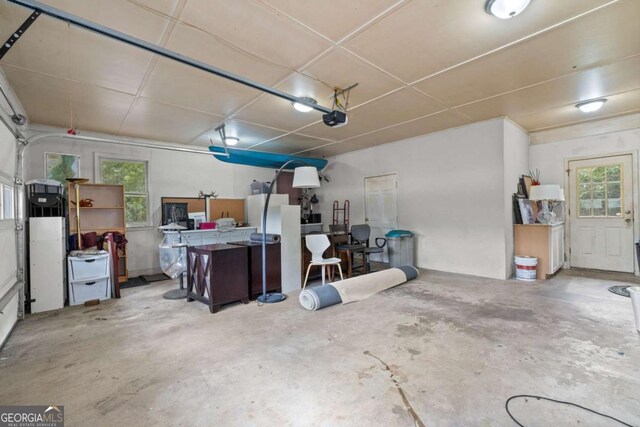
[257,162,320,304]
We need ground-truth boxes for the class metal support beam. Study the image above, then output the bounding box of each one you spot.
[0,9,40,61]
[5,0,335,115]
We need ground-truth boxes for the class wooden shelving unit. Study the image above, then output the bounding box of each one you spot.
[68,183,128,283]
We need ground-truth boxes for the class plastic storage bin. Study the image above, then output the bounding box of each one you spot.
[68,253,109,280]
[69,277,110,305]
[385,230,415,267]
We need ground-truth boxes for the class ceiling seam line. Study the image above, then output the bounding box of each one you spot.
[256,0,337,46]
[0,64,141,97]
[196,45,339,145]
[496,87,640,121]
[526,108,640,133]
[339,47,410,85]
[200,45,348,149]
[291,108,452,154]
[408,0,622,86]
[449,52,640,110]
[334,0,409,46]
[292,141,341,155]
[118,0,188,133]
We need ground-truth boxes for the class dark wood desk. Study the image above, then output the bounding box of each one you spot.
[186,244,249,313]
[228,241,281,300]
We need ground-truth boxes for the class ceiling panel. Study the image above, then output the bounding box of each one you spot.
[69,27,155,94]
[189,120,287,148]
[277,48,404,108]
[341,110,469,151]
[416,0,640,107]
[0,6,154,94]
[511,89,640,131]
[262,0,402,42]
[2,67,134,133]
[455,56,640,123]
[179,0,332,70]
[344,0,612,83]
[255,133,331,154]
[298,87,446,140]
[165,25,291,87]
[232,92,325,132]
[120,98,224,143]
[296,142,356,158]
[0,7,71,79]
[2,0,639,152]
[141,58,260,116]
[40,0,173,43]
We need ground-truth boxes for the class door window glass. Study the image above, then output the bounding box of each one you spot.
[577,164,622,217]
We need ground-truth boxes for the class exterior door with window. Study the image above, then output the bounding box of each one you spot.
[364,173,397,263]
[568,154,634,272]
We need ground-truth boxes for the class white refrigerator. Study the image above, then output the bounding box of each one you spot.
[29,217,66,313]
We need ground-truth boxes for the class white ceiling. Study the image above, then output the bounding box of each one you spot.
[0,0,638,157]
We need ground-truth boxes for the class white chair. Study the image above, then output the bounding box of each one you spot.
[303,234,344,289]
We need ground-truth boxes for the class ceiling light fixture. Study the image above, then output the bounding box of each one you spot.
[485,0,532,19]
[575,99,607,113]
[223,136,239,146]
[293,97,317,113]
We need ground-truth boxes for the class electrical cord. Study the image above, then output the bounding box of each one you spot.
[505,395,635,427]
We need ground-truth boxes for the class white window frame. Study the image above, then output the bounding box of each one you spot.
[95,153,151,228]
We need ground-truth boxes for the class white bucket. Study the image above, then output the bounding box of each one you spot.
[515,256,537,281]
[629,286,640,332]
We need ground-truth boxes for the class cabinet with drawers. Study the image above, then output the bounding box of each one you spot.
[67,253,112,305]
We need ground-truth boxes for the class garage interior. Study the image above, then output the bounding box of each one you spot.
[0,0,639,425]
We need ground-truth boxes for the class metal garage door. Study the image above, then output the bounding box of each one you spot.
[0,121,19,349]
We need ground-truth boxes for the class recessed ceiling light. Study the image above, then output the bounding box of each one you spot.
[575,99,607,113]
[223,136,239,146]
[293,97,317,113]
[485,0,532,19]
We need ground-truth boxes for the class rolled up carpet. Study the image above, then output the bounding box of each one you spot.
[299,284,342,311]
[332,266,419,304]
[299,266,419,310]
[249,233,281,243]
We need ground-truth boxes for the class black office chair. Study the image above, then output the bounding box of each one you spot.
[350,224,387,274]
[329,224,365,278]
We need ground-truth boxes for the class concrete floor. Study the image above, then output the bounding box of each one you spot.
[1,269,639,426]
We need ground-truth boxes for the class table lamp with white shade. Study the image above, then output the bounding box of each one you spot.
[528,184,565,224]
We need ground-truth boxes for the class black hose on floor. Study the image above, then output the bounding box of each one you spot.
[505,395,635,426]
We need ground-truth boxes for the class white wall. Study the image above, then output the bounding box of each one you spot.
[529,126,640,268]
[530,128,640,187]
[503,120,530,277]
[23,130,274,276]
[317,118,520,279]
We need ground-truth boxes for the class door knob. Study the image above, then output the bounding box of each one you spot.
[626,218,632,223]
[625,210,632,214]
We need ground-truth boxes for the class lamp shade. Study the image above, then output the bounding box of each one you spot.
[292,166,320,188]
[528,184,562,201]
